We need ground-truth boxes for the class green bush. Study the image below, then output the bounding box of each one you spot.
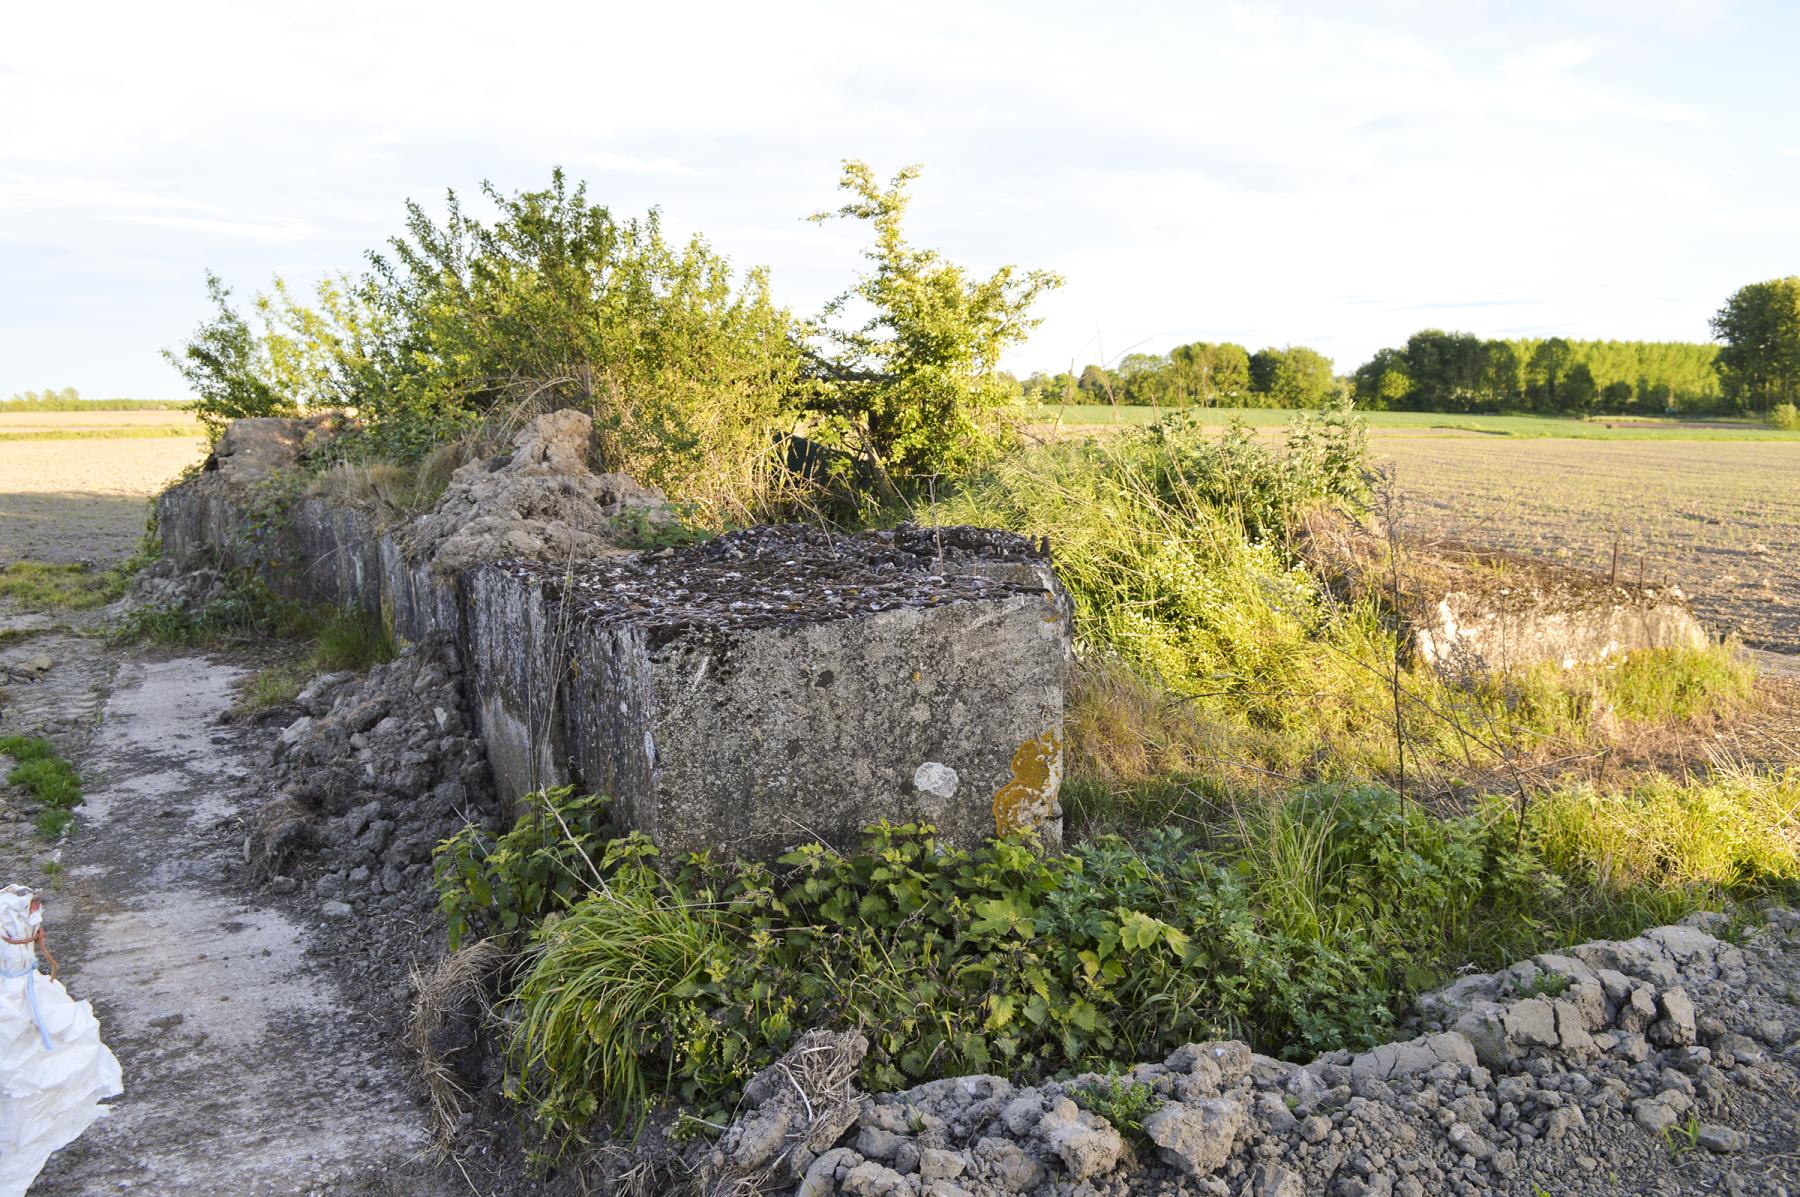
[435,787,615,949]
[171,172,804,522]
[1767,402,1800,431]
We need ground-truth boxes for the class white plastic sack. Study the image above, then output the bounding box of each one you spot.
[0,885,122,1196]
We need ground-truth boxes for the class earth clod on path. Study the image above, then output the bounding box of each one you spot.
[30,652,443,1195]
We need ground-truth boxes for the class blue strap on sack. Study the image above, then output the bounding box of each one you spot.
[1,958,54,1052]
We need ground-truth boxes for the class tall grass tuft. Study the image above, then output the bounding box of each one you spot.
[510,875,724,1133]
[1526,769,1800,897]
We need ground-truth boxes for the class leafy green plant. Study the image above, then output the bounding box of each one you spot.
[1521,972,1571,998]
[435,787,615,949]
[1069,1075,1160,1143]
[1769,401,1800,431]
[1663,1112,1702,1157]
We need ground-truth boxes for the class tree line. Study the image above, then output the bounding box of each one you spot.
[1021,276,1800,418]
[1021,343,1340,409]
[1350,333,1722,414]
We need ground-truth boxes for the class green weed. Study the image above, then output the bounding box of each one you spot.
[1069,1075,1160,1143]
[312,609,397,672]
[2,738,84,841]
[1663,1113,1702,1157]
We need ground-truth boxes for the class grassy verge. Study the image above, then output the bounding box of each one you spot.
[0,736,84,839]
[0,561,135,611]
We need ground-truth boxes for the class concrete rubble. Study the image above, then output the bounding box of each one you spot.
[1300,511,1710,675]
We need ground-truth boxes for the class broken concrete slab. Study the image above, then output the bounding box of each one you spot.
[1301,511,1710,675]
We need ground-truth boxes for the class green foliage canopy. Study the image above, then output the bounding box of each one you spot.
[1351,329,1722,414]
[1712,276,1800,412]
[802,161,1062,489]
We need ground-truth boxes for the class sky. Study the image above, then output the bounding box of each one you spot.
[3,0,1798,399]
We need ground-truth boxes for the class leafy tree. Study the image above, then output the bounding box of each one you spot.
[1249,346,1337,408]
[1352,348,1411,410]
[363,171,801,507]
[1560,362,1598,413]
[169,172,801,517]
[803,161,1062,490]
[164,273,296,438]
[1526,337,1573,411]
[1712,277,1800,412]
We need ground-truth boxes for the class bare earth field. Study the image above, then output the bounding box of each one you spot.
[1376,433,1800,654]
[0,435,207,564]
[0,410,199,431]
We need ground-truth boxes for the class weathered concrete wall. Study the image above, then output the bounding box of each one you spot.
[468,526,1072,857]
[153,414,1073,857]
[1300,511,1713,674]
[1415,588,1708,675]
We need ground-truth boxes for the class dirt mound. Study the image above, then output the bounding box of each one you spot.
[407,409,674,575]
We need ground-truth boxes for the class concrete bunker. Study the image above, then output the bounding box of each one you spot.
[1301,511,1710,675]
[152,412,1074,859]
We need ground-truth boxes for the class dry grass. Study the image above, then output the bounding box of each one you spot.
[408,939,508,1151]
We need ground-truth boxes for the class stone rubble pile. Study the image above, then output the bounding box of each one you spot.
[251,640,500,920]
[708,911,1800,1197]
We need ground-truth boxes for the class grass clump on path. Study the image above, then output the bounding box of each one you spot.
[0,736,83,839]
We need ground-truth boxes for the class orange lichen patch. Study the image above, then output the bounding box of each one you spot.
[993,730,1062,835]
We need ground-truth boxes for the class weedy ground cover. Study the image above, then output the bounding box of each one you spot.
[0,736,84,839]
[441,771,1798,1135]
[0,561,134,611]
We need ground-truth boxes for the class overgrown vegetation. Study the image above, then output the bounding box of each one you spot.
[0,737,84,839]
[168,161,1064,521]
[439,773,1797,1134]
